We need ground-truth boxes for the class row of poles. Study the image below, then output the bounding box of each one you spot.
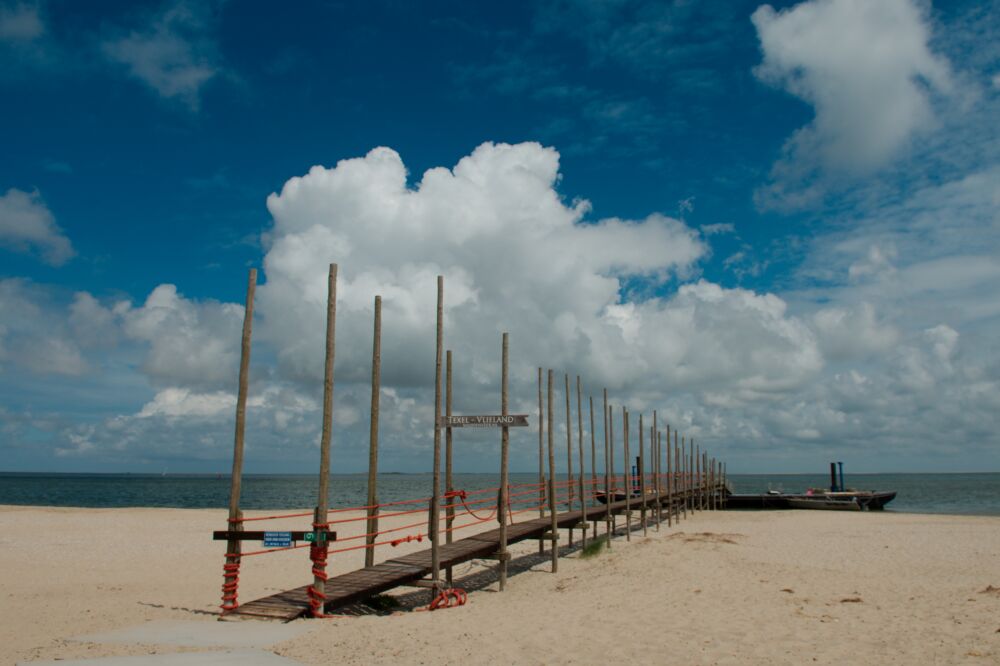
[222,266,728,615]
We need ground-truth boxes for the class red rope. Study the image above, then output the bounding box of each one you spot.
[306,521,332,618]
[220,559,240,612]
[428,587,467,611]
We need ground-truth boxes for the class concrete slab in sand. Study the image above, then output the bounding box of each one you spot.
[69,620,313,649]
[18,649,301,665]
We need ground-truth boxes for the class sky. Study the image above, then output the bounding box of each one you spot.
[1,0,998,475]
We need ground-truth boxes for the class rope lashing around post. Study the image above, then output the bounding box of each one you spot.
[220,557,240,612]
[306,522,332,618]
[428,587,467,611]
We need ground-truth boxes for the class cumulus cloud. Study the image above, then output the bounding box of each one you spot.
[258,143,707,388]
[120,283,245,390]
[0,279,87,376]
[0,188,74,265]
[3,139,998,472]
[752,0,954,208]
[102,1,220,110]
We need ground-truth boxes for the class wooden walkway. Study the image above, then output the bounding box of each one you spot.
[230,484,721,621]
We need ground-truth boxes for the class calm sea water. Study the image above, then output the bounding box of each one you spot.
[0,472,997,516]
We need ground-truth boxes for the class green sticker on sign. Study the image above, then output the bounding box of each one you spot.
[305,532,315,542]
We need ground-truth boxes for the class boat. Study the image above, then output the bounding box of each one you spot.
[785,495,861,511]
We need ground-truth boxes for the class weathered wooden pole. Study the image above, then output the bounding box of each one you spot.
[222,268,256,613]
[638,413,647,536]
[564,373,574,546]
[590,394,598,537]
[653,419,661,530]
[623,406,631,542]
[444,350,454,584]
[680,434,687,519]
[546,369,559,571]
[312,263,338,615]
[603,390,612,543]
[497,333,510,590]
[537,367,544,554]
[364,295,382,569]
[608,403,616,540]
[576,375,587,549]
[666,423,673,527]
[429,275,443,593]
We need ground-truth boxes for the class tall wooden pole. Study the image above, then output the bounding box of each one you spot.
[498,333,510,590]
[623,406,631,542]
[564,374,574,546]
[546,370,559,572]
[603,390,611,543]
[589,394,598,537]
[364,295,382,568]
[313,264,338,614]
[638,413,647,536]
[537,367,544,554]
[653,418,661,530]
[429,275,443,593]
[681,434,687,519]
[445,350,454,584]
[576,375,587,549]
[666,423,673,527]
[604,404,618,548]
[222,268,256,613]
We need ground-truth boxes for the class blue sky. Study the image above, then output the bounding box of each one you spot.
[1,0,998,475]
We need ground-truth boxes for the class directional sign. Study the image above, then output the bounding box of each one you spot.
[440,414,530,428]
[263,531,293,548]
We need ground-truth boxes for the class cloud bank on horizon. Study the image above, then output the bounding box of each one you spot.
[1,0,998,473]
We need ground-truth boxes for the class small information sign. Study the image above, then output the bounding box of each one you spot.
[263,531,293,548]
[440,414,530,428]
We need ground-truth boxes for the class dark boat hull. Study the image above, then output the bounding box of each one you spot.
[724,491,896,511]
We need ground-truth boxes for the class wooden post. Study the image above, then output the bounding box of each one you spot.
[681,434,687,519]
[546,369,559,572]
[653,418,661,531]
[498,333,510,590]
[313,264,338,613]
[638,413,647,536]
[364,295,382,569]
[623,406,631,542]
[445,350,454,583]
[430,275,443,593]
[603,390,612,544]
[564,373,574,546]
[589,394,598,538]
[666,423,672,527]
[576,376,587,549]
[537,367,544,554]
[222,268,256,613]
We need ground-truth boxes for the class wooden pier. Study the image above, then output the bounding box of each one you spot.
[230,484,723,621]
[217,268,730,621]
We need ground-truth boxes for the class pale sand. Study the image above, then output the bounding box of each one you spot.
[2,504,999,665]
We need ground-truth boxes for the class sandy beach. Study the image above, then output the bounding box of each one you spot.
[2,504,998,665]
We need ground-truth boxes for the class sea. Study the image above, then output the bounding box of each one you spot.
[0,472,998,516]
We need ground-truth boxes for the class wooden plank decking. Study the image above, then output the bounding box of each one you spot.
[229,484,720,621]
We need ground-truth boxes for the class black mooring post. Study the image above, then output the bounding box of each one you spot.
[838,461,845,492]
[830,462,838,492]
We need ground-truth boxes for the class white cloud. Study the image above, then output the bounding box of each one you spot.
[101,1,220,110]
[0,2,42,41]
[2,140,999,472]
[257,142,731,396]
[752,0,954,207]
[0,188,74,265]
[120,283,244,390]
[700,222,734,236]
[0,279,87,376]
